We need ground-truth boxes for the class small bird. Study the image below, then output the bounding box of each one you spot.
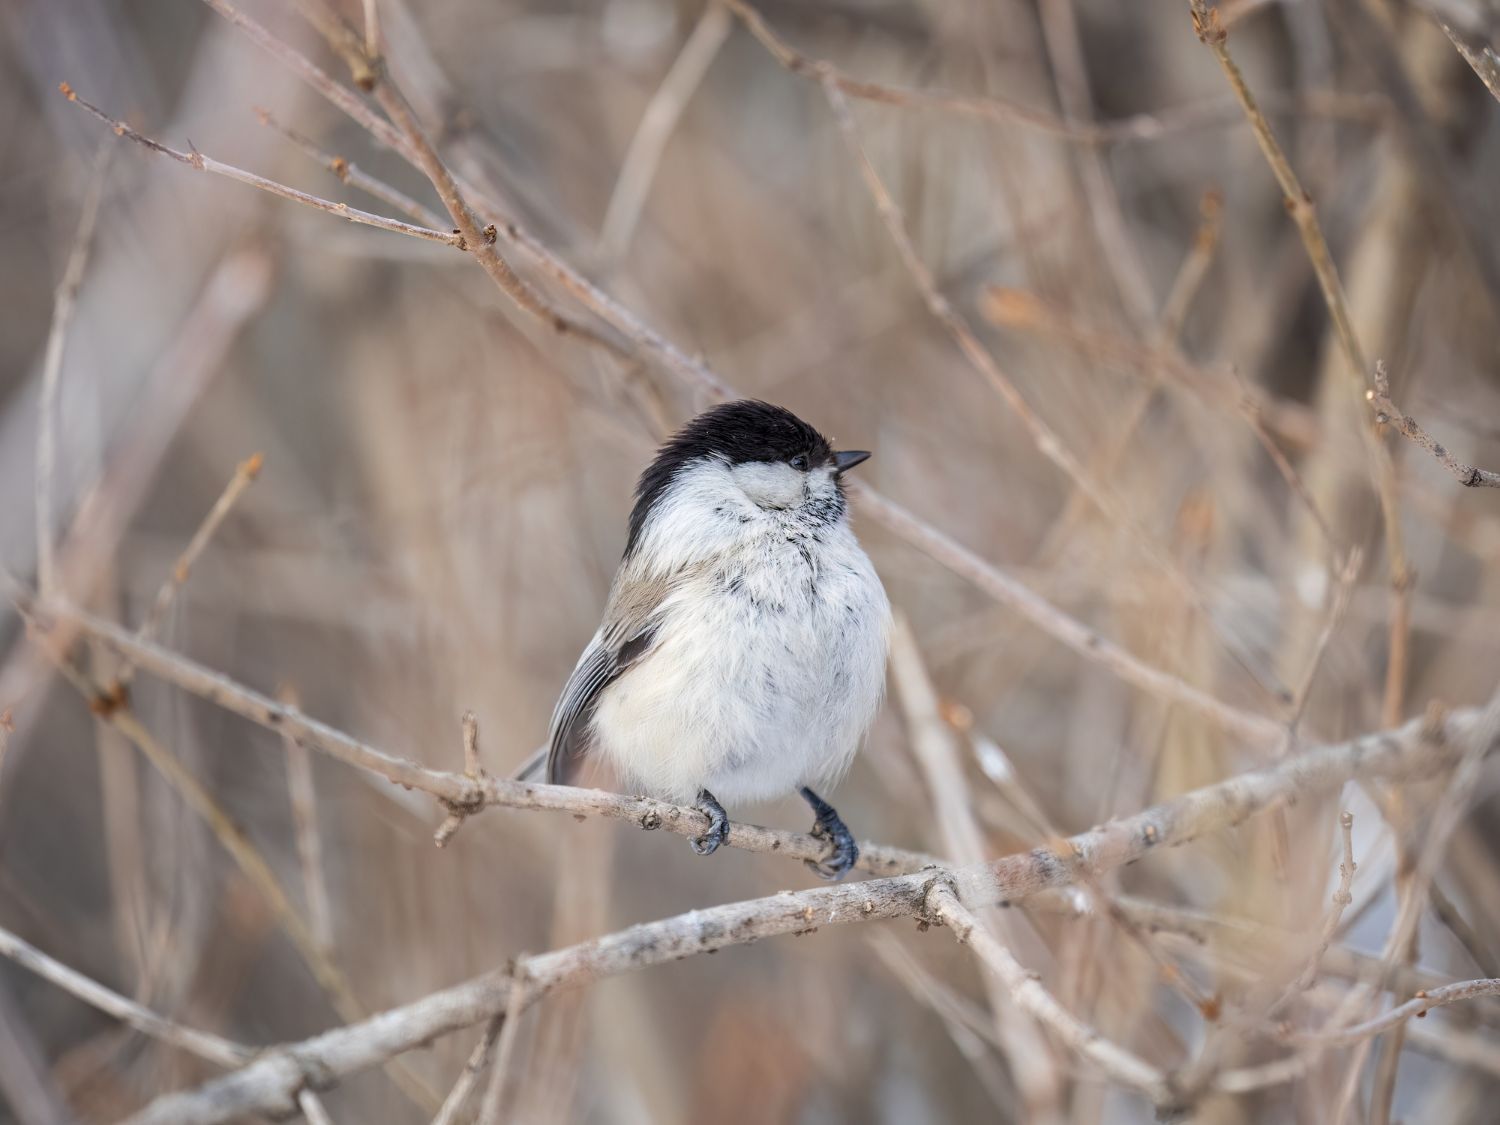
[527,400,891,880]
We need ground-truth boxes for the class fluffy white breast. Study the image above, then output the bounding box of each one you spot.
[590,456,890,805]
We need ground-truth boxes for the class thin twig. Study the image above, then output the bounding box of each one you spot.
[980,288,1322,449]
[1284,549,1362,739]
[360,0,380,61]
[720,0,1383,145]
[889,616,1065,1115]
[598,2,732,260]
[199,0,409,155]
[1330,695,1500,1118]
[1036,0,1157,328]
[60,84,464,249]
[476,961,529,1123]
[18,604,441,1113]
[370,81,575,327]
[822,73,1285,710]
[254,108,445,229]
[434,711,487,847]
[0,922,250,1067]
[1228,365,1339,550]
[1158,187,1224,343]
[429,1017,502,1125]
[849,485,1283,745]
[1295,979,1500,1048]
[281,685,335,954]
[298,1091,335,1125]
[1439,22,1500,102]
[1369,360,1500,488]
[1293,811,1358,994]
[926,882,1171,1103]
[118,453,263,691]
[36,143,111,600]
[1186,0,1413,730]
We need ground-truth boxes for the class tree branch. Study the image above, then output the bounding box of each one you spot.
[112,683,1500,1123]
[60,84,465,249]
[1369,361,1500,488]
[720,0,1384,145]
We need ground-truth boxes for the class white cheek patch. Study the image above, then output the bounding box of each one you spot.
[806,465,837,500]
[730,461,805,510]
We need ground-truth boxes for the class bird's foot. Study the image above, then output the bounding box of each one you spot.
[690,788,730,855]
[799,787,859,881]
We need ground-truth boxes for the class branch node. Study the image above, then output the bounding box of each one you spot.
[918,873,960,933]
[435,712,488,847]
[1190,2,1227,45]
[88,680,130,718]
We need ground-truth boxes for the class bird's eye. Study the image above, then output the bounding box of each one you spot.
[789,454,810,471]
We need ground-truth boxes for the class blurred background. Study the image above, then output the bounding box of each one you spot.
[3,0,1500,1121]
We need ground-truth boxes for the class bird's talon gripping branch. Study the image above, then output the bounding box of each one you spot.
[691,788,730,855]
[800,786,859,881]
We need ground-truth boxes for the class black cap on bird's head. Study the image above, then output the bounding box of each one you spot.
[626,400,871,555]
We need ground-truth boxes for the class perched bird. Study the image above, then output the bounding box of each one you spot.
[527,400,891,880]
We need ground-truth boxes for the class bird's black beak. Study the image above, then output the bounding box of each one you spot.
[831,450,871,475]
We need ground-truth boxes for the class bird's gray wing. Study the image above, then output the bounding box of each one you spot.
[543,571,676,785]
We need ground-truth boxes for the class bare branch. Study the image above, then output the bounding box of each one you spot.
[281,685,335,954]
[0,922,250,1068]
[120,453,263,689]
[15,587,932,877]
[1369,361,1500,488]
[720,0,1384,145]
[60,84,464,248]
[848,486,1283,745]
[599,2,732,260]
[254,107,446,229]
[1296,811,1358,992]
[298,1091,335,1125]
[1439,22,1500,103]
[14,597,442,1113]
[126,875,933,1124]
[925,882,1171,1103]
[125,674,1500,1125]
[434,711,488,848]
[430,1019,502,1125]
[1302,979,1500,1048]
[36,143,111,600]
[1186,0,1413,727]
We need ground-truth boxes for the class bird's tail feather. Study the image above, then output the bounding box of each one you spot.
[512,744,547,782]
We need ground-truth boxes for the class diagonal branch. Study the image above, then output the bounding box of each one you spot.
[36,143,111,601]
[925,882,1171,1103]
[1369,361,1500,488]
[0,923,250,1068]
[60,84,465,248]
[822,73,1286,710]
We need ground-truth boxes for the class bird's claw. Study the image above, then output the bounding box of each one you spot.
[690,788,729,856]
[800,787,859,882]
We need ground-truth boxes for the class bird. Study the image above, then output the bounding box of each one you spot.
[523,400,891,880]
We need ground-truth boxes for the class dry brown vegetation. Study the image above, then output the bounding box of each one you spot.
[3,0,1500,1122]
